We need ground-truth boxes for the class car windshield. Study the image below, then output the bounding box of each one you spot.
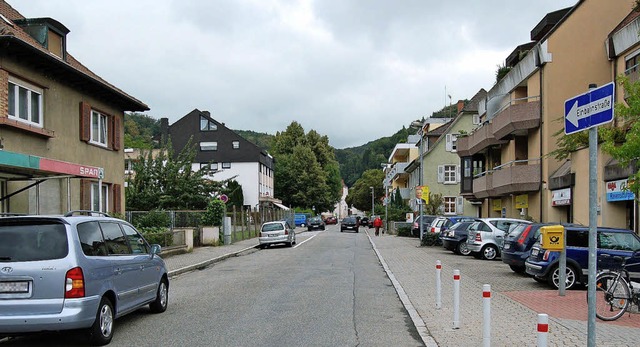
[310,217,321,223]
[262,223,284,232]
[343,217,356,223]
[451,222,473,231]
[0,221,68,262]
[507,223,529,238]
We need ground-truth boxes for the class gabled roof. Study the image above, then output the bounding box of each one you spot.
[0,0,148,111]
[462,88,487,113]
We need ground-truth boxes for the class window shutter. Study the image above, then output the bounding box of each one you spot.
[456,165,461,183]
[112,116,121,151]
[445,134,452,152]
[79,102,91,142]
[456,196,464,215]
[437,165,444,183]
[472,114,480,125]
[80,179,92,210]
[112,184,122,213]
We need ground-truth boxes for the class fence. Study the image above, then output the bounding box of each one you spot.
[126,205,293,248]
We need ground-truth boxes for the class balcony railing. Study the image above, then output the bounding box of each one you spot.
[491,97,541,140]
[457,123,507,156]
[491,159,541,196]
[472,171,494,199]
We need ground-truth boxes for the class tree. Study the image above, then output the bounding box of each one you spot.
[345,169,385,212]
[125,139,224,210]
[601,75,640,196]
[223,180,244,209]
[124,112,160,149]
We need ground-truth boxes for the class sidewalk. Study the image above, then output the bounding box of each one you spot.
[161,230,640,346]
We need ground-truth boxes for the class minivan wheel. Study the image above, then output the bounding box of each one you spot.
[457,241,471,256]
[481,245,498,260]
[549,265,578,289]
[149,278,169,313]
[88,297,114,346]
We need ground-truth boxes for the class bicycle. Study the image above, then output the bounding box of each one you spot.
[593,252,640,321]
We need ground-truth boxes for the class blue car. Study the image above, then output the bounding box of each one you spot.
[502,223,556,273]
[525,225,640,289]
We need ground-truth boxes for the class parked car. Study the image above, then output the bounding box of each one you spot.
[324,216,338,225]
[0,211,169,345]
[294,213,310,227]
[307,216,325,231]
[340,216,359,233]
[431,216,476,237]
[441,221,476,255]
[360,216,370,228]
[259,220,296,248]
[411,215,437,237]
[466,218,531,260]
[525,225,640,289]
[502,223,557,273]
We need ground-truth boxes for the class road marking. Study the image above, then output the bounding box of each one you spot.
[293,230,322,248]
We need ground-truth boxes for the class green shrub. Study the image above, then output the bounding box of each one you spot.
[134,210,171,228]
[202,199,226,226]
[397,226,412,237]
[421,233,442,247]
[140,226,173,247]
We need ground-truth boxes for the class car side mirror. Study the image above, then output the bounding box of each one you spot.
[150,244,162,257]
[633,249,640,259]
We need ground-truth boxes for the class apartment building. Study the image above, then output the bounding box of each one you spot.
[457,0,638,230]
[0,1,148,214]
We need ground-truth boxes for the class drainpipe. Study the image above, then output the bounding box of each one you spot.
[539,67,544,223]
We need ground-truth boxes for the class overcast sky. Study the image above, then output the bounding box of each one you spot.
[15,1,577,149]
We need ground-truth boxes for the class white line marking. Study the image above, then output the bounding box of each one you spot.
[293,231,322,248]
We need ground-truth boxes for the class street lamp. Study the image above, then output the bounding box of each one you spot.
[369,186,374,216]
[410,120,424,240]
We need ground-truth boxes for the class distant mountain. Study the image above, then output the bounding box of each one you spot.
[232,130,274,151]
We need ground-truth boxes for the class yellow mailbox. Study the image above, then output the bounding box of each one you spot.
[540,225,564,251]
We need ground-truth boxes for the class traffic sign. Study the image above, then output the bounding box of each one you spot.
[219,194,228,203]
[564,82,614,135]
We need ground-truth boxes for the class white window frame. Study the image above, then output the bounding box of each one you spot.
[91,182,109,213]
[200,141,217,151]
[472,114,481,125]
[232,141,240,149]
[7,76,43,127]
[443,165,457,184]
[443,196,456,215]
[90,110,108,147]
[222,162,231,169]
[200,116,217,131]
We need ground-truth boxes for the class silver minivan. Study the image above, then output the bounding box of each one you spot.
[0,212,169,345]
[466,218,531,260]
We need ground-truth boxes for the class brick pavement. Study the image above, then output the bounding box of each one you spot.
[368,233,640,347]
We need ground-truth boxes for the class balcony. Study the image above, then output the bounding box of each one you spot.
[472,172,494,199]
[456,123,507,156]
[491,160,541,196]
[491,98,541,140]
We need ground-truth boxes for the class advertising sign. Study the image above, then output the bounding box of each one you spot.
[515,194,528,209]
[551,188,572,206]
[606,178,635,202]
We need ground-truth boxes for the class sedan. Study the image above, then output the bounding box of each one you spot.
[340,216,359,233]
[307,216,325,231]
[259,221,296,248]
[325,216,338,225]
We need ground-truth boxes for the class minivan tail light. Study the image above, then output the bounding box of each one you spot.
[284,230,289,235]
[474,233,482,242]
[65,267,85,298]
[517,226,533,246]
[542,250,551,261]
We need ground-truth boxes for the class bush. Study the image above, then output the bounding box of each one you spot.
[134,210,171,228]
[139,226,173,247]
[421,233,442,247]
[202,199,226,226]
[397,226,412,237]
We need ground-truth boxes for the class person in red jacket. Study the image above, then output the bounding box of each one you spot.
[373,216,383,236]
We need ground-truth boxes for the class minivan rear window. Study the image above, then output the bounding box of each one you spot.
[0,222,68,262]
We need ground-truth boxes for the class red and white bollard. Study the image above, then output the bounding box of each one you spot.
[453,269,460,329]
[537,313,549,347]
[435,260,442,309]
[482,284,491,347]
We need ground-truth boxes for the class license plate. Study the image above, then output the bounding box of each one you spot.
[0,281,30,293]
[504,244,510,250]
[531,248,539,256]
[269,234,279,237]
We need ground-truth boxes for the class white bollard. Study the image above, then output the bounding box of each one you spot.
[435,260,442,309]
[537,313,549,347]
[453,269,460,329]
[482,284,491,347]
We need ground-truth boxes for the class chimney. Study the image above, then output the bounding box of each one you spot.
[160,118,169,146]
[457,100,465,114]
[202,111,211,117]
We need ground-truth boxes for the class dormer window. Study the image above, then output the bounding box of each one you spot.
[13,18,69,60]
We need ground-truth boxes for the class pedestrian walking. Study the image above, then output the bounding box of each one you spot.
[373,216,383,236]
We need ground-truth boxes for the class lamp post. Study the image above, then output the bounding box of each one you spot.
[369,186,374,216]
[410,120,424,240]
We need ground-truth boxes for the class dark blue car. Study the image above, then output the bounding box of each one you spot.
[502,223,556,273]
[441,221,476,255]
[525,225,640,289]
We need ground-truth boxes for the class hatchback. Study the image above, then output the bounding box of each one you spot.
[259,221,296,248]
[431,216,476,238]
[307,216,325,231]
[340,216,359,233]
[411,215,437,237]
[466,218,531,260]
[0,211,169,346]
[501,223,556,273]
[525,225,640,289]
[440,221,476,255]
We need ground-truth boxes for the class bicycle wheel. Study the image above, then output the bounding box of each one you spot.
[594,272,630,321]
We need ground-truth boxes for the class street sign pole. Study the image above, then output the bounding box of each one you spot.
[586,84,598,347]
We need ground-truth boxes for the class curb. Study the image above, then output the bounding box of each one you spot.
[366,231,439,347]
[167,244,259,278]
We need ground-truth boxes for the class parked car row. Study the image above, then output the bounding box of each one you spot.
[436,216,640,290]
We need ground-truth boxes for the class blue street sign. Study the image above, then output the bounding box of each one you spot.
[564,82,614,135]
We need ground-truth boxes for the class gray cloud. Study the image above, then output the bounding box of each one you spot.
[15,0,577,148]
